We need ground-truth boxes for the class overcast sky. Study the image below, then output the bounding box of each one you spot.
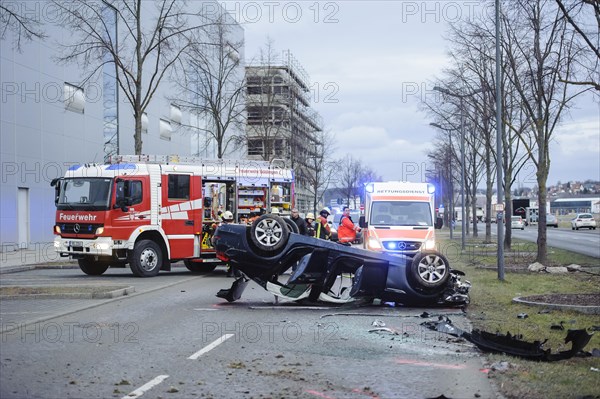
[221,0,600,187]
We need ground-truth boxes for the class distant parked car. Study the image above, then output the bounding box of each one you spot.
[571,213,597,230]
[546,213,558,228]
[511,216,525,230]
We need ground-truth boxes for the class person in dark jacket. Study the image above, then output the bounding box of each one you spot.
[290,208,308,235]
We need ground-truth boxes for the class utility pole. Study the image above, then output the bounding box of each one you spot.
[495,0,505,281]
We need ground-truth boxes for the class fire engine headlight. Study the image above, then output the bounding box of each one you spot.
[94,242,110,250]
[368,237,382,250]
[54,239,60,248]
[95,227,104,235]
[54,225,61,234]
[423,239,436,250]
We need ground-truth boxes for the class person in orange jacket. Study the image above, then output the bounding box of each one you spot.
[315,207,332,240]
[337,206,361,245]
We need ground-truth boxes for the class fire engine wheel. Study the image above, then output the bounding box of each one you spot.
[407,251,450,292]
[129,240,162,277]
[184,260,218,274]
[77,257,110,276]
[250,214,290,253]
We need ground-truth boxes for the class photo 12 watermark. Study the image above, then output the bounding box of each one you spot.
[201,321,341,344]
[1,321,139,344]
[400,1,494,24]
[203,1,340,24]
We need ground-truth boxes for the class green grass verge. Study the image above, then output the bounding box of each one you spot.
[436,232,600,399]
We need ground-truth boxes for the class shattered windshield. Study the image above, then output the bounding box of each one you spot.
[370,201,432,226]
[57,178,113,211]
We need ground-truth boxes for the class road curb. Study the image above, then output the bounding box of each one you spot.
[0,285,135,300]
[512,296,600,315]
[0,263,78,274]
[0,265,37,274]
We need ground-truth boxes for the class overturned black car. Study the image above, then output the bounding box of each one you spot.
[213,214,470,306]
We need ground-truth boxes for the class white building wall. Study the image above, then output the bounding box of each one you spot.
[0,1,244,251]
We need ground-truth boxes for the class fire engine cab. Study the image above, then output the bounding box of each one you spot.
[51,155,294,277]
[359,182,442,256]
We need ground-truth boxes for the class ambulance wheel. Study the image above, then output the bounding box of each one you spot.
[184,260,218,274]
[78,257,110,276]
[129,240,162,277]
[250,214,290,254]
[407,251,450,293]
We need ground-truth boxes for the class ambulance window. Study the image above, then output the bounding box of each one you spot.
[168,174,190,200]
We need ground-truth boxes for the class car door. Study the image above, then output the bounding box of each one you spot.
[161,173,197,259]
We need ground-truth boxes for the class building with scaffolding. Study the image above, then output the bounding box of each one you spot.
[245,51,323,214]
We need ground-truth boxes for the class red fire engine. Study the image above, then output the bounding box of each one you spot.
[51,155,294,276]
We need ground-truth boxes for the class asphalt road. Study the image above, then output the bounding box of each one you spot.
[478,223,600,258]
[0,266,500,399]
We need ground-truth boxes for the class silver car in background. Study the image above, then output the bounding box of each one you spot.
[546,213,558,228]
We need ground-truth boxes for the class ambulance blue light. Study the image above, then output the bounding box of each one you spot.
[427,183,436,194]
[365,183,375,193]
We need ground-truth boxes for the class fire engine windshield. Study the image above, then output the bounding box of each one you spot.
[57,178,113,211]
[370,201,433,226]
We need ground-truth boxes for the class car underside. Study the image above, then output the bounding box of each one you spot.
[212,214,470,307]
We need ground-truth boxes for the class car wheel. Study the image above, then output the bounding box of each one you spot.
[77,257,110,275]
[407,251,450,293]
[250,214,290,253]
[283,218,299,234]
[184,260,218,274]
[575,226,579,230]
[129,239,162,277]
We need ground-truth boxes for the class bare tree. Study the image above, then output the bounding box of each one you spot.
[173,12,245,158]
[337,155,364,209]
[0,2,47,50]
[503,0,585,263]
[555,0,600,91]
[302,129,337,215]
[53,0,210,155]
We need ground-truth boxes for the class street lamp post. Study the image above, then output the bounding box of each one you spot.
[433,86,483,251]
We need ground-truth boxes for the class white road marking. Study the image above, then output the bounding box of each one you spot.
[188,333,234,360]
[122,375,169,399]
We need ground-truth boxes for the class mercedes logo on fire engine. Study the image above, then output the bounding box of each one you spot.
[73,223,80,233]
[397,242,406,250]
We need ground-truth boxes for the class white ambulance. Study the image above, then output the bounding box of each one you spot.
[359,182,442,256]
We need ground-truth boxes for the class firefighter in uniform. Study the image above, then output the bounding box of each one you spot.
[315,207,332,240]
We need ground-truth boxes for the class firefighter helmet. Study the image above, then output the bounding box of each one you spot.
[222,211,234,222]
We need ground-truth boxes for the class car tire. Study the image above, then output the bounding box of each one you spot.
[407,251,450,293]
[184,260,218,274]
[250,214,290,254]
[283,218,299,234]
[129,239,162,277]
[78,257,110,275]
